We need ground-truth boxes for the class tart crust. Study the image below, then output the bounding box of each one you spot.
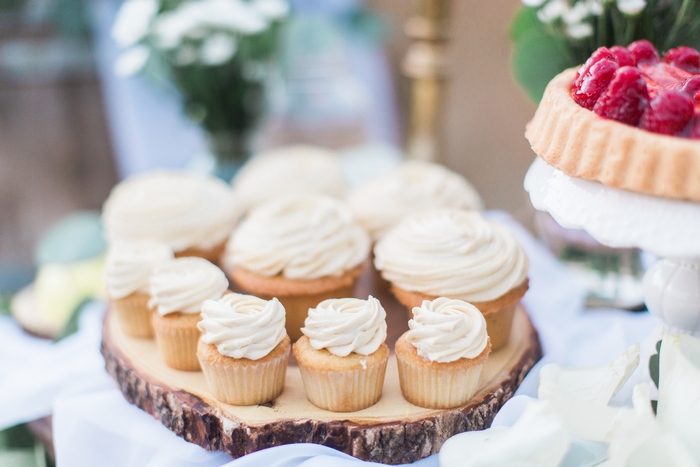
[525,67,700,202]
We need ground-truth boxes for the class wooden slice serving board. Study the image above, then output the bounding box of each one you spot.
[102,267,542,464]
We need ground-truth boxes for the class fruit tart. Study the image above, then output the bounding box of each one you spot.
[526,41,700,202]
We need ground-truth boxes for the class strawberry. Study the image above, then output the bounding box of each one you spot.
[610,45,635,67]
[593,66,649,126]
[639,90,695,136]
[573,47,614,91]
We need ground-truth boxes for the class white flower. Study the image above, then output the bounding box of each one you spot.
[586,0,604,15]
[200,33,237,65]
[251,0,289,20]
[522,0,546,6]
[111,0,158,47]
[617,0,646,15]
[537,0,568,23]
[152,11,200,49]
[562,1,589,25]
[114,45,150,76]
[567,22,594,39]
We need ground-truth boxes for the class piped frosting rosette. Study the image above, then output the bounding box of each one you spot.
[374,209,528,303]
[232,145,347,212]
[103,170,241,252]
[406,298,489,363]
[226,194,370,280]
[347,161,483,239]
[149,257,229,315]
[302,296,387,357]
[104,239,174,299]
[199,293,286,360]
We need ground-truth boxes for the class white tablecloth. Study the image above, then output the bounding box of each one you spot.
[0,212,659,466]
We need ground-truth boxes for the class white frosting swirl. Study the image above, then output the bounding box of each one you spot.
[347,161,483,239]
[374,210,529,302]
[226,194,370,279]
[302,296,387,357]
[198,293,286,360]
[149,257,229,315]
[406,297,489,363]
[232,145,347,212]
[104,239,174,299]
[103,170,241,252]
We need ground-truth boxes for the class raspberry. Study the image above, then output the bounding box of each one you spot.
[639,90,695,136]
[665,47,700,73]
[573,59,619,109]
[681,76,700,99]
[573,47,614,91]
[628,40,660,65]
[593,66,649,126]
[610,45,635,67]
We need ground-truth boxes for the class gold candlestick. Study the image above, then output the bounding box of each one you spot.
[403,0,450,163]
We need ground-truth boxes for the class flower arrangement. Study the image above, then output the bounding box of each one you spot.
[112,0,289,169]
[510,0,700,101]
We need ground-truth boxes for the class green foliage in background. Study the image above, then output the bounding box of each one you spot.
[0,424,52,467]
[510,0,700,102]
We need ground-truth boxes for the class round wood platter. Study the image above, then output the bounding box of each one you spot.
[101,267,542,464]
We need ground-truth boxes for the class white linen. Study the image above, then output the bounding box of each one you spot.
[0,212,660,466]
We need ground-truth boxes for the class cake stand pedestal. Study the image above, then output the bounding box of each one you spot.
[525,157,700,334]
[101,264,542,465]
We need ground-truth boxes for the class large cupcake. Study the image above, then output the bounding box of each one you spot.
[395,297,491,409]
[223,194,370,341]
[232,145,347,213]
[347,161,483,240]
[104,239,173,337]
[374,209,529,350]
[197,293,290,405]
[150,257,229,370]
[103,170,241,264]
[294,296,389,412]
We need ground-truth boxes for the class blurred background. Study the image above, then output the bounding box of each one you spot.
[0,0,537,296]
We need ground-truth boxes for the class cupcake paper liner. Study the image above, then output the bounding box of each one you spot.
[112,294,153,338]
[153,322,201,371]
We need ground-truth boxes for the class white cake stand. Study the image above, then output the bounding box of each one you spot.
[525,157,700,336]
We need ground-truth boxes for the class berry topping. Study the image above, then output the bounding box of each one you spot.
[573,59,619,109]
[664,47,700,73]
[610,45,635,67]
[681,76,700,99]
[593,66,649,126]
[573,47,614,90]
[639,90,694,136]
[628,40,660,65]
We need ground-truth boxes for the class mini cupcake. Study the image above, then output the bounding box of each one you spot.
[223,194,370,341]
[197,293,290,405]
[293,296,389,412]
[103,170,241,264]
[232,145,347,213]
[395,297,491,409]
[347,161,483,241]
[150,257,229,370]
[104,239,173,337]
[374,209,529,351]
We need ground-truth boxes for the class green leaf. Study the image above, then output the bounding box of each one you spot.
[511,32,574,103]
[649,339,662,389]
[509,7,544,42]
[34,212,105,266]
[0,294,11,316]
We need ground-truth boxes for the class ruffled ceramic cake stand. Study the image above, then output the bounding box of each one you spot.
[525,157,700,336]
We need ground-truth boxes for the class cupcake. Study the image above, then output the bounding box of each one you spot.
[374,209,529,351]
[347,161,483,241]
[104,239,173,337]
[293,296,389,412]
[150,257,229,370]
[223,194,370,341]
[232,145,347,213]
[197,293,290,405]
[103,170,241,264]
[395,297,491,409]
